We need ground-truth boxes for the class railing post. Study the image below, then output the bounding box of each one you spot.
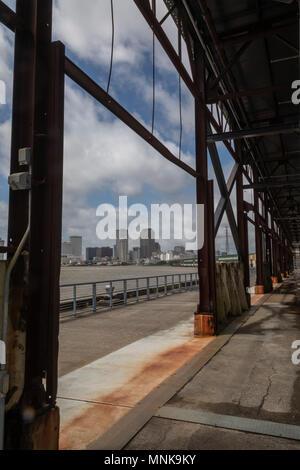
[185,274,187,291]
[172,275,175,294]
[73,286,77,317]
[179,274,182,292]
[123,280,127,305]
[109,281,113,309]
[164,276,167,295]
[156,276,159,298]
[136,279,139,302]
[190,273,193,291]
[147,278,150,300]
[92,283,96,313]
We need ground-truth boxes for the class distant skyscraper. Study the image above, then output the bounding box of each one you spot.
[86,247,97,262]
[131,246,140,262]
[97,247,113,258]
[61,236,83,263]
[70,236,82,258]
[140,229,156,259]
[116,230,128,262]
[62,241,72,257]
[0,238,4,261]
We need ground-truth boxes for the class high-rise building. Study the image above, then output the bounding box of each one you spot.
[116,230,128,262]
[0,238,4,261]
[70,236,82,258]
[97,247,113,258]
[62,241,72,257]
[131,246,140,262]
[86,247,97,262]
[140,228,156,259]
[61,236,83,264]
[86,246,113,261]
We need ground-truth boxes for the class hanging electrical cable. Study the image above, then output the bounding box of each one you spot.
[152,0,156,135]
[107,0,115,94]
[178,26,183,160]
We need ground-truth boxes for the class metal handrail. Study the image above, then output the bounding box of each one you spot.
[60,272,199,318]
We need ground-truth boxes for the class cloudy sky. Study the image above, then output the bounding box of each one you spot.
[0,0,255,255]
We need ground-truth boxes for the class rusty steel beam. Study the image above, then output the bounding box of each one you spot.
[254,170,264,292]
[133,0,238,161]
[65,57,197,178]
[208,138,241,256]
[207,84,291,104]
[194,45,214,337]
[5,0,62,450]
[207,122,300,142]
[133,0,197,97]
[42,41,65,407]
[207,180,217,332]
[218,15,295,46]
[244,179,300,190]
[5,0,37,449]
[209,41,252,91]
[0,1,19,31]
[236,144,250,295]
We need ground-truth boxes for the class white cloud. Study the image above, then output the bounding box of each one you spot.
[0,200,8,243]
[53,0,152,68]
[0,25,14,105]
[0,118,11,177]
[63,80,192,200]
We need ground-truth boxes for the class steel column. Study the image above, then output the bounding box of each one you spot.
[194,46,214,337]
[254,170,264,294]
[236,159,250,302]
[5,0,37,449]
[5,0,63,450]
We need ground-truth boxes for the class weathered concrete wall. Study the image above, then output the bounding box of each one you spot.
[216,263,248,326]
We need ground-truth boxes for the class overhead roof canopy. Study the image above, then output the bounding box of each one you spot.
[165,0,299,245]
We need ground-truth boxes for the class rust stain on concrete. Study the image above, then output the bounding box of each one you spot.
[59,403,128,450]
[59,336,213,450]
[97,338,212,406]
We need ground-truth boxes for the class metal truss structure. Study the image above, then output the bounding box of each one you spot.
[0,0,299,449]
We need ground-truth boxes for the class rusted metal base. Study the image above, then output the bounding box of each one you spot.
[272,277,278,284]
[254,285,264,295]
[5,406,59,450]
[194,314,215,337]
[21,407,59,450]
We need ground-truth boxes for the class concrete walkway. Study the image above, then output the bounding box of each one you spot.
[58,291,214,449]
[126,273,300,450]
[58,291,200,377]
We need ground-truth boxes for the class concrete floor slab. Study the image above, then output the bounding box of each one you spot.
[126,274,300,450]
[125,417,300,450]
[58,314,213,450]
[58,292,199,377]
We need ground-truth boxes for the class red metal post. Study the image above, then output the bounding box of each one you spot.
[194,45,214,337]
[5,0,37,449]
[5,0,63,450]
[254,170,264,294]
[236,156,250,305]
[207,180,217,332]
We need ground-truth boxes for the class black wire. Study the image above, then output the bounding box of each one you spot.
[178,30,183,160]
[107,0,115,94]
[179,75,183,160]
[152,3,156,135]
